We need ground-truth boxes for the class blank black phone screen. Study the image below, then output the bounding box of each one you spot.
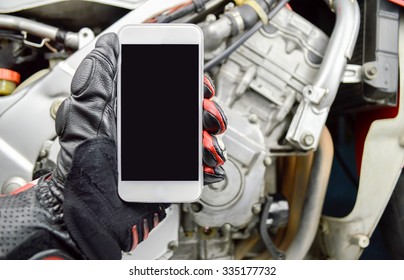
[120,44,199,181]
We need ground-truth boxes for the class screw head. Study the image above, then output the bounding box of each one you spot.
[248,114,258,124]
[221,223,232,233]
[264,156,272,166]
[252,203,262,214]
[364,66,378,80]
[39,149,47,158]
[302,134,315,147]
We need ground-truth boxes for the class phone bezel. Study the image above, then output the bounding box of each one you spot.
[117,24,203,202]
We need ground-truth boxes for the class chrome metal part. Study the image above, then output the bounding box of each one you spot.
[228,9,245,34]
[286,0,360,150]
[77,28,95,49]
[320,15,404,259]
[0,14,80,49]
[200,16,232,57]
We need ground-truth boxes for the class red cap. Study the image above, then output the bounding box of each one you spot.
[389,0,404,7]
[0,68,20,84]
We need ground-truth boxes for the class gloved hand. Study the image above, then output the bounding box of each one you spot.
[202,75,227,184]
[0,33,227,260]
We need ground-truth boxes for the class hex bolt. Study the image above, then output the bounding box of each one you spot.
[364,66,378,80]
[206,14,217,22]
[350,234,370,248]
[39,149,47,158]
[221,223,232,233]
[252,203,262,214]
[264,156,272,166]
[248,114,258,124]
[301,134,315,147]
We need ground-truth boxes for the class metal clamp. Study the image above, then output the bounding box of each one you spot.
[21,31,50,48]
[302,85,328,105]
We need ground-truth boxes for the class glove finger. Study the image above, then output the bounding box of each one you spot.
[203,99,228,135]
[204,165,226,185]
[56,33,119,140]
[203,131,226,167]
[54,33,119,182]
[204,75,215,99]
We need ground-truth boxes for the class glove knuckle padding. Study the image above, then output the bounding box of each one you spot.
[55,98,70,137]
[71,58,94,96]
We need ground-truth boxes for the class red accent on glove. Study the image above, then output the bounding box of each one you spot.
[389,0,404,7]
[204,76,215,99]
[10,182,37,195]
[204,166,215,174]
[203,131,225,166]
[203,99,227,134]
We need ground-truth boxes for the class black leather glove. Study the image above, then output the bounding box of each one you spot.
[0,33,227,260]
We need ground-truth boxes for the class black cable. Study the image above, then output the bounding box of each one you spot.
[259,195,285,260]
[157,0,210,23]
[204,0,290,71]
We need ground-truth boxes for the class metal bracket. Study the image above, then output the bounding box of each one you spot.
[285,0,360,151]
[363,60,397,93]
[77,28,95,49]
[302,85,328,104]
[342,64,362,83]
[286,100,329,150]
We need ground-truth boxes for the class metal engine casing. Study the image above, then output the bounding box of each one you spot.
[187,7,328,229]
[217,7,328,153]
[188,107,267,228]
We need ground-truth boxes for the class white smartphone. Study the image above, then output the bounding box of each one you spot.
[117,24,204,202]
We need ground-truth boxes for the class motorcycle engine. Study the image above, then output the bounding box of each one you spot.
[175,7,328,259]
